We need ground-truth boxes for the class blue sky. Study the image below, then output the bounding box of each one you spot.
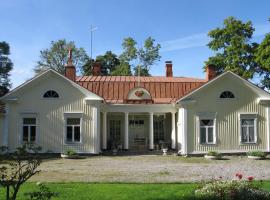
[1,0,270,88]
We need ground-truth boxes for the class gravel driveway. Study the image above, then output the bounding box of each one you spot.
[31,155,270,183]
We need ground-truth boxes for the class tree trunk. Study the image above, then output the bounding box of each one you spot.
[6,185,9,200]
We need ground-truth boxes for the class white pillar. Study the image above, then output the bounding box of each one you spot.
[267,107,270,152]
[92,105,101,154]
[171,112,176,149]
[102,112,107,150]
[3,104,9,147]
[149,112,154,150]
[124,112,129,150]
[177,107,187,155]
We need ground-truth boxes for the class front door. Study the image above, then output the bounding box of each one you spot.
[129,116,146,149]
[154,116,165,144]
[109,119,121,148]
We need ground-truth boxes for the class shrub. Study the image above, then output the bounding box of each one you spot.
[206,151,222,159]
[194,173,270,200]
[25,182,58,200]
[247,150,266,158]
[64,149,77,156]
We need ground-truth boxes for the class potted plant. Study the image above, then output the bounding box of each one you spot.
[161,142,168,156]
[247,150,266,160]
[204,151,222,160]
[61,149,80,159]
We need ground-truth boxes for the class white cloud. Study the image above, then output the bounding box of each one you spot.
[160,23,270,53]
[160,33,210,52]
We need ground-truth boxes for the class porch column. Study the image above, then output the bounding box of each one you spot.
[3,104,9,147]
[149,112,154,150]
[92,105,101,154]
[124,112,129,150]
[171,112,176,149]
[267,107,270,152]
[102,112,107,150]
[177,107,187,155]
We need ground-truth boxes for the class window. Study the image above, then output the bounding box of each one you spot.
[22,118,36,142]
[110,120,121,142]
[66,118,81,143]
[43,90,59,98]
[129,119,144,128]
[154,116,165,142]
[200,119,215,144]
[220,91,235,99]
[240,114,257,144]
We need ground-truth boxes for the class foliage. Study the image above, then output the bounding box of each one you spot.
[0,41,13,97]
[206,151,222,158]
[111,62,132,76]
[24,182,58,200]
[255,19,270,89]
[195,173,270,200]
[34,39,89,75]
[247,151,266,158]
[205,17,258,80]
[83,51,120,75]
[119,37,161,76]
[64,149,76,156]
[0,144,42,200]
[0,146,8,155]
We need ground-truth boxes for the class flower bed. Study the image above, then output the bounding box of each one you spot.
[204,151,222,160]
[247,151,266,160]
[195,173,270,200]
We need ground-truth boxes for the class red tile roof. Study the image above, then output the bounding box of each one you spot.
[76,76,206,104]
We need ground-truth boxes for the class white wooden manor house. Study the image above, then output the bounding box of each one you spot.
[1,49,270,155]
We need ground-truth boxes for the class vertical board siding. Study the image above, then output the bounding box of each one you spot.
[0,116,3,145]
[186,75,268,153]
[7,74,95,153]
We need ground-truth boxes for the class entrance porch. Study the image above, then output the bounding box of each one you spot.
[101,105,177,151]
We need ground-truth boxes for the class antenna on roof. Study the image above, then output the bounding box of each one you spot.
[137,65,141,87]
[90,25,98,69]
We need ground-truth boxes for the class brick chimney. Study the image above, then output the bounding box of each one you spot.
[92,62,101,76]
[166,61,173,77]
[206,64,216,81]
[65,48,76,81]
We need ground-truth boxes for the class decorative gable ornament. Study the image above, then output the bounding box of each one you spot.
[135,90,144,97]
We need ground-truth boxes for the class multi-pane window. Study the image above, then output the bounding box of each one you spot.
[129,119,144,128]
[110,120,121,142]
[154,117,165,142]
[200,119,214,144]
[220,91,235,99]
[241,118,255,143]
[23,118,36,142]
[66,118,81,143]
[43,90,59,98]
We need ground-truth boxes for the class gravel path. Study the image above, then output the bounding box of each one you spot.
[31,155,270,183]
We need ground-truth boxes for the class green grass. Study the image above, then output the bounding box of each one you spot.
[1,182,270,200]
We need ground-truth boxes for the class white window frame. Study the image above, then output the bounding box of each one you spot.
[239,113,258,144]
[64,113,83,144]
[197,112,217,145]
[20,113,38,144]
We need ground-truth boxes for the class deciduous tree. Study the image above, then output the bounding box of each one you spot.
[205,17,258,80]
[0,42,13,96]
[35,40,89,75]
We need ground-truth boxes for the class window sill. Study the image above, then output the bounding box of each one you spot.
[239,142,257,145]
[199,143,216,146]
[64,142,82,145]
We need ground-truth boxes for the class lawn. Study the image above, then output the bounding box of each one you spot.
[1,182,270,200]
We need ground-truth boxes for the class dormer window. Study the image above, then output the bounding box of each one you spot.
[43,90,59,98]
[220,91,234,99]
